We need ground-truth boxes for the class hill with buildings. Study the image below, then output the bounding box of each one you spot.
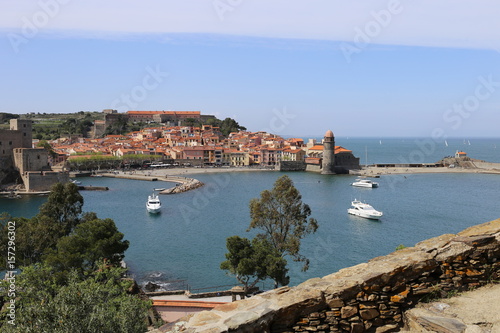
[1,110,361,192]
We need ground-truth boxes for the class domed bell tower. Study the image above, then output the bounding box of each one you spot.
[321,130,335,174]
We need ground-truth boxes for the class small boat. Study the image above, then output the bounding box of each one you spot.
[351,178,379,188]
[146,192,161,214]
[71,179,82,185]
[153,188,166,191]
[4,191,21,199]
[348,199,383,220]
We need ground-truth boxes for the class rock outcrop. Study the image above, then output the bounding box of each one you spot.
[160,178,204,194]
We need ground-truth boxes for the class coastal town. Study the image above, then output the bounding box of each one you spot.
[0,110,361,192]
[54,110,360,170]
[2,110,500,194]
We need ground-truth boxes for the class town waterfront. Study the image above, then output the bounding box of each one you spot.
[1,137,500,291]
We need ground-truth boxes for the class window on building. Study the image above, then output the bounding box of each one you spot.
[9,141,12,145]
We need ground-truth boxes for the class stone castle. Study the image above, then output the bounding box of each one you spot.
[0,119,68,191]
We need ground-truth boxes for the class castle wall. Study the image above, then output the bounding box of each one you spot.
[0,129,23,157]
[334,153,361,174]
[305,164,321,172]
[164,218,500,333]
[13,148,50,174]
[10,119,32,148]
[25,171,69,192]
[277,161,307,172]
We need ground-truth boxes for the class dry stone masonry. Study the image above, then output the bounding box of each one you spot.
[162,218,500,333]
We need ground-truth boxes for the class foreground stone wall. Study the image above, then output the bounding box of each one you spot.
[164,218,500,333]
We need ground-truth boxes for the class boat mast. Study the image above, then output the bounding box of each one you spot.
[365,146,368,167]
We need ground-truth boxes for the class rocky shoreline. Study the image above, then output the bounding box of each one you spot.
[159,178,204,194]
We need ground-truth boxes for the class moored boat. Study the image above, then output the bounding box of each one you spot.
[146,192,162,214]
[347,199,383,220]
[351,178,379,188]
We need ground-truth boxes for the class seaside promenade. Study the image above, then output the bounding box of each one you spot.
[98,162,500,180]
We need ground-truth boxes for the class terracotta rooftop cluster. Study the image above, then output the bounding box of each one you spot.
[46,125,351,166]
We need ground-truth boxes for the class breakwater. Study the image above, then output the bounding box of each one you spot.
[99,172,204,194]
[162,218,500,333]
[159,177,204,194]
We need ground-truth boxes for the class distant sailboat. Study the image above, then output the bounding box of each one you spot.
[379,140,382,145]
[468,140,471,145]
[365,146,369,167]
[445,140,448,147]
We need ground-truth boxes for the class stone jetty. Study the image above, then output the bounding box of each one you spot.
[159,177,204,194]
[99,172,204,194]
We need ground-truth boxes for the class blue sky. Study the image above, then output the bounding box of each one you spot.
[1,1,500,137]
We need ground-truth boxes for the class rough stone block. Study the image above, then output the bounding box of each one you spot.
[351,322,364,333]
[360,308,380,320]
[374,324,399,333]
[341,305,358,318]
[327,298,344,308]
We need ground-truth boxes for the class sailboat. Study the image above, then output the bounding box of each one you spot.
[365,146,368,167]
[445,140,448,147]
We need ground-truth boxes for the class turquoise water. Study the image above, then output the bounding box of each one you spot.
[334,137,500,164]
[1,138,500,290]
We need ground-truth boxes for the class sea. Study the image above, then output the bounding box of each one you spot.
[1,137,500,292]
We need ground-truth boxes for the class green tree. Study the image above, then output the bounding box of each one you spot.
[0,263,150,333]
[248,175,318,280]
[37,139,58,159]
[39,182,84,234]
[0,183,84,269]
[44,213,129,275]
[0,215,63,268]
[220,117,246,136]
[220,236,288,292]
[104,114,129,135]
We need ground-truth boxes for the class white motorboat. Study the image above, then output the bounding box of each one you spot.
[71,179,82,185]
[347,199,383,220]
[351,178,379,188]
[146,192,162,214]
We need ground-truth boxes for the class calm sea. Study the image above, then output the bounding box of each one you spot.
[1,138,500,291]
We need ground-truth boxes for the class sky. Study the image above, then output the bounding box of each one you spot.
[1,0,500,137]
